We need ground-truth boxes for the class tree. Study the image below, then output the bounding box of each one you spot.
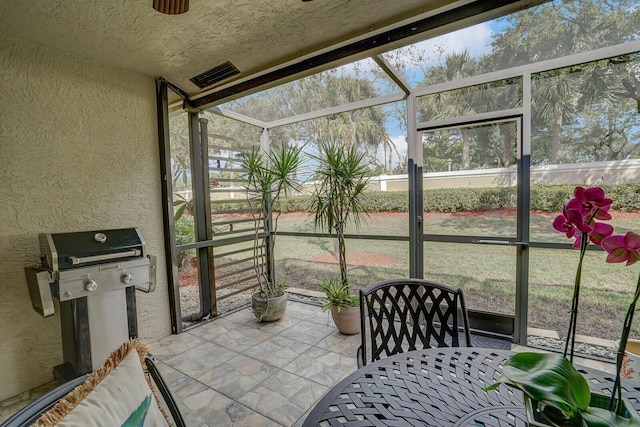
[310,143,369,285]
[419,50,483,170]
[168,112,192,190]
[223,71,395,173]
[532,69,578,164]
[487,0,640,164]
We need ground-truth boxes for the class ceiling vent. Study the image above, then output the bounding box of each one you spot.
[152,0,189,15]
[190,61,241,89]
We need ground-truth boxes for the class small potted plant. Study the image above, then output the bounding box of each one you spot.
[318,278,360,334]
[241,144,302,321]
[310,142,368,333]
[485,186,640,426]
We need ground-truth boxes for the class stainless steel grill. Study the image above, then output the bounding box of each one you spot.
[25,228,156,380]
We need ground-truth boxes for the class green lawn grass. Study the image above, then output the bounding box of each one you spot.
[271,211,640,342]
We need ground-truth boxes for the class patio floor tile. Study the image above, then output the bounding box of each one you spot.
[164,341,239,378]
[283,347,357,387]
[186,317,244,341]
[243,335,311,368]
[253,315,302,334]
[224,308,261,325]
[315,329,362,356]
[145,331,207,362]
[197,354,278,399]
[205,324,275,353]
[278,319,335,346]
[202,402,284,427]
[237,370,328,426]
[154,361,234,426]
[283,302,323,321]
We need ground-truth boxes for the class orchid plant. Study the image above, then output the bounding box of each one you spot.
[551,186,614,361]
[486,186,640,426]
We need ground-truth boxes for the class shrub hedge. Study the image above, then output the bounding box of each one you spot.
[211,184,640,214]
[529,184,640,212]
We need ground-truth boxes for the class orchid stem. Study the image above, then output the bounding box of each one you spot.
[611,272,640,412]
[564,232,589,362]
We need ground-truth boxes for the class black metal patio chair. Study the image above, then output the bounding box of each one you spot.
[357,278,472,367]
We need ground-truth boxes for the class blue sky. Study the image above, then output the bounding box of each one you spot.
[397,21,498,87]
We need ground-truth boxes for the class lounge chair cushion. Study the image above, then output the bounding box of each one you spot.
[33,339,170,427]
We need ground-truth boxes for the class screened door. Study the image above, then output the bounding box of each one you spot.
[419,116,528,341]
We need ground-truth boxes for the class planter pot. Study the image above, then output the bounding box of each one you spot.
[525,392,640,426]
[251,292,287,322]
[620,339,640,382]
[330,306,360,335]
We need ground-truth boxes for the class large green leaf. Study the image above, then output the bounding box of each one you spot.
[486,352,590,419]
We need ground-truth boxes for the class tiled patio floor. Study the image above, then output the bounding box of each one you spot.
[148,301,616,426]
[146,300,360,427]
[1,299,616,426]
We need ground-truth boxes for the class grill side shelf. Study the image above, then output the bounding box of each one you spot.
[24,267,55,317]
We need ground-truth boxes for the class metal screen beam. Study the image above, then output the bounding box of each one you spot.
[155,78,183,334]
[266,93,406,129]
[189,0,548,109]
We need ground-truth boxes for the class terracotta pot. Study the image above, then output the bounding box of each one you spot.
[330,306,360,335]
[251,292,287,322]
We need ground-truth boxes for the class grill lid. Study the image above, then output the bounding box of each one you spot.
[40,228,146,271]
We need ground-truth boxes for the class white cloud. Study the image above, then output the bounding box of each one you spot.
[392,22,494,66]
[415,22,494,61]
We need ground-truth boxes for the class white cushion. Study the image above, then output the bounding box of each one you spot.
[57,349,169,427]
[34,340,171,427]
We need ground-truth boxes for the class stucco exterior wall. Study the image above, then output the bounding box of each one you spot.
[0,33,171,400]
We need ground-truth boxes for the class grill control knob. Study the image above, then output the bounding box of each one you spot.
[121,273,133,285]
[84,279,98,292]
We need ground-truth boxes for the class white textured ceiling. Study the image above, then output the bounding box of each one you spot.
[0,0,542,105]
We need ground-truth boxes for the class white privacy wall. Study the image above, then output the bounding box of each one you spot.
[0,33,171,400]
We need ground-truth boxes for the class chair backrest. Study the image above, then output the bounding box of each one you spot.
[0,355,185,427]
[358,278,471,367]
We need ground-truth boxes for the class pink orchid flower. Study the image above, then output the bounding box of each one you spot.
[552,206,592,238]
[572,222,614,248]
[602,232,640,266]
[593,205,612,221]
[565,186,613,219]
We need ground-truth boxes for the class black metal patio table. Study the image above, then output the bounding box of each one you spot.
[302,347,640,426]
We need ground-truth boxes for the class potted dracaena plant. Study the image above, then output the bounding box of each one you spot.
[485,186,640,427]
[310,142,368,334]
[241,143,302,321]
